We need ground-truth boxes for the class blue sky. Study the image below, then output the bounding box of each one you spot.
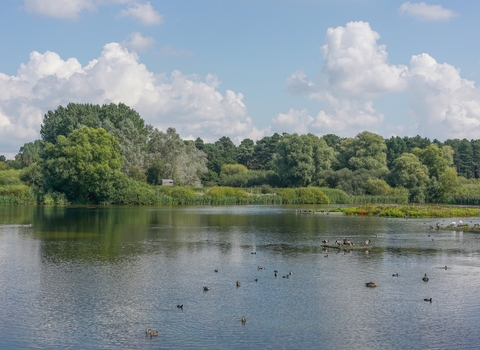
[1,0,480,157]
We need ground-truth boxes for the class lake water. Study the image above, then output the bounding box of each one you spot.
[1,205,480,349]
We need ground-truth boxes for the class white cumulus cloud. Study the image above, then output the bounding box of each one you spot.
[284,21,480,140]
[121,32,155,52]
[321,21,408,99]
[117,2,163,25]
[399,2,458,21]
[0,43,261,155]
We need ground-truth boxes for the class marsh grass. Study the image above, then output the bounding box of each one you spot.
[333,205,480,218]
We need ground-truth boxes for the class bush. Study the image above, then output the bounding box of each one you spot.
[278,187,329,204]
[319,187,351,204]
[0,169,22,186]
[206,186,248,199]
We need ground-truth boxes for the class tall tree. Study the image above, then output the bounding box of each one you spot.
[40,103,151,171]
[236,138,255,168]
[411,144,453,179]
[385,136,407,170]
[41,127,123,203]
[148,128,207,187]
[250,133,282,171]
[275,133,334,187]
[389,153,429,202]
[338,131,388,174]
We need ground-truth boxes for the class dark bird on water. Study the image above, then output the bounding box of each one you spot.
[177,304,183,309]
[241,316,246,324]
[204,286,210,291]
[392,273,399,277]
[422,274,429,282]
[424,298,432,303]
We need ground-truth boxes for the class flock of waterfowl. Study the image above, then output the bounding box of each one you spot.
[320,234,439,302]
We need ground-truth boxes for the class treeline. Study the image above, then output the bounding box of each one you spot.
[1,102,480,205]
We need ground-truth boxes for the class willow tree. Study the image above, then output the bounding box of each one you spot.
[147,128,207,187]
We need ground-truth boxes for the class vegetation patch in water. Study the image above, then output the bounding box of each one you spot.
[328,205,480,218]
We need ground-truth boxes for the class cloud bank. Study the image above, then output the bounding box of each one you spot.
[276,21,480,141]
[0,42,261,156]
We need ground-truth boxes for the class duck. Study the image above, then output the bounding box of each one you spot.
[282,275,289,278]
[203,286,210,291]
[177,304,183,309]
[274,271,278,277]
[289,271,293,276]
[365,282,378,288]
[422,274,429,282]
[214,269,218,273]
[251,252,256,254]
[392,273,399,277]
[254,278,258,282]
[322,239,329,243]
[365,240,371,245]
[151,330,159,337]
[424,298,432,303]
[241,316,246,324]
[258,266,265,270]
[145,328,152,335]
[444,266,448,270]
[236,281,241,287]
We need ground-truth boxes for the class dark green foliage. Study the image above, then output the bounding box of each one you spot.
[146,158,165,185]
[236,138,255,168]
[0,155,5,162]
[324,168,376,196]
[250,133,282,171]
[403,135,431,151]
[15,140,44,169]
[385,136,407,169]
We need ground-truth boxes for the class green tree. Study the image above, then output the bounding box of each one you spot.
[385,136,407,169]
[338,131,388,174]
[411,144,453,179]
[236,138,255,168]
[40,103,151,172]
[389,153,429,202]
[41,126,123,203]
[437,168,459,202]
[251,133,282,171]
[148,128,207,187]
[146,158,165,185]
[275,133,334,187]
[14,140,44,168]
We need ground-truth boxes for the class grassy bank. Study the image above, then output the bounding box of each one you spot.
[328,205,480,218]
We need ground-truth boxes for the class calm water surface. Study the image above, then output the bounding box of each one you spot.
[1,205,480,349]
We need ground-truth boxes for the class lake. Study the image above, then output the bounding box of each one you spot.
[1,205,480,349]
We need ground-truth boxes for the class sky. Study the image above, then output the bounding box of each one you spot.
[1,0,480,158]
